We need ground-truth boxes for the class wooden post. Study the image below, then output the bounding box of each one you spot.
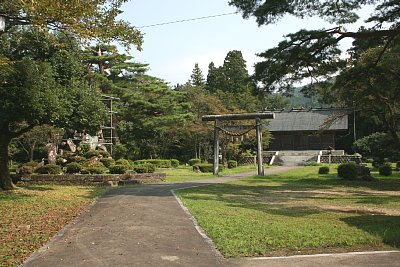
[213,119,220,175]
[256,117,264,176]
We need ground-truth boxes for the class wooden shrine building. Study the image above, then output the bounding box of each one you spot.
[265,108,348,151]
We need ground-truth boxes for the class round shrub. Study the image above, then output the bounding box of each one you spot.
[318,166,330,174]
[227,160,238,169]
[34,164,62,174]
[70,155,86,164]
[84,150,100,158]
[196,164,224,173]
[77,143,91,156]
[24,161,39,167]
[109,164,128,174]
[379,163,392,176]
[18,165,34,175]
[171,159,179,168]
[100,158,115,168]
[134,163,156,173]
[337,162,358,180]
[188,158,201,166]
[98,150,110,158]
[81,167,106,174]
[56,157,68,167]
[66,162,81,174]
[115,159,131,167]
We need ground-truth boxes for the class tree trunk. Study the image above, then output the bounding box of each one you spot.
[0,137,13,190]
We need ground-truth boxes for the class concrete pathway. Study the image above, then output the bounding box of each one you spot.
[23,166,400,267]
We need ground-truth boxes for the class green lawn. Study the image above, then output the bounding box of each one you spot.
[0,185,106,266]
[163,165,260,183]
[176,166,400,257]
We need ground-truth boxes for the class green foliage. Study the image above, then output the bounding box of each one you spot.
[100,158,115,168]
[84,150,100,158]
[24,161,39,168]
[77,143,92,156]
[305,161,321,166]
[228,160,238,169]
[112,144,127,160]
[337,162,358,180]
[318,166,330,174]
[170,159,179,168]
[353,132,393,159]
[190,63,205,87]
[115,159,131,167]
[81,167,106,175]
[196,164,224,173]
[134,159,171,168]
[108,164,128,174]
[34,164,61,174]
[98,150,110,158]
[379,164,392,176]
[188,158,201,166]
[65,162,81,174]
[134,163,156,174]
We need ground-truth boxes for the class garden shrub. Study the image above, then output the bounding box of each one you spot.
[134,159,171,168]
[318,166,329,174]
[84,150,100,158]
[337,162,358,180]
[134,163,156,173]
[364,158,374,164]
[115,159,131,167]
[34,164,62,174]
[305,161,321,166]
[24,161,39,167]
[171,159,179,168]
[112,143,127,160]
[66,162,81,174]
[81,167,106,174]
[188,158,201,166]
[77,143,91,156]
[379,163,392,176]
[196,164,224,173]
[98,150,110,157]
[56,157,68,166]
[109,164,128,174]
[100,158,115,168]
[18,165,34,175]
[227,160,238,169]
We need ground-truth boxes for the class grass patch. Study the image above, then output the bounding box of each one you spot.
[163,165,259,183]
[0,185,106,266]
[176,166,400,257]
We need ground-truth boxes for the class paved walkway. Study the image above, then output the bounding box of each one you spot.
[23,167,400,267]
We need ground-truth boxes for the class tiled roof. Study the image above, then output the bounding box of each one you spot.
[264,108,348,132]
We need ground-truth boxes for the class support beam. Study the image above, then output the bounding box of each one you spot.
[256,117,264,176]
[213,119,220,175]
[202,112,274,121]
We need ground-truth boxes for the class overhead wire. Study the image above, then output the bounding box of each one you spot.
[137,12,239,28]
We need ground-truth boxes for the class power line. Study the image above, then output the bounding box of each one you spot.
[137,12,238,29]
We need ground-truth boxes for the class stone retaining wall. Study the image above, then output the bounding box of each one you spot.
[20,173,166,186]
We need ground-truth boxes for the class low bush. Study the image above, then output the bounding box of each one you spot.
[24,161,39,167]
[115,159,131,167]
[134,159,172,168]
[337,162,358,180]
[196,164,224,173]
[100,158,115,168]
[81,167,106,174]
[305,161,321,166]
[188,158,201,166]
[134,163,156,173]
[98,150,110,158]
[18,165,34,175]
[318,166,330,174]
[72,156,86,164]
[379,163,392,176]
[66,162,81,174]
[171,159,179,168]
[109,164,128,174]
[228,160,238,169]
[364,158,374,164]
[34,164,62,174]
[84,150,100,158]
[56,157,68,166]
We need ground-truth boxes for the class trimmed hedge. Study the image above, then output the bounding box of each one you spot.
[379,163,392,176]
[337,162,358,180]
[84,150,101,158]
[66,162,81,174]
[100,158,115,168]
[81,167,107,174]
[134,159,172,168]
[171,159,179,168]
[318,166,329,174]
[188,158,201,166]
[196,164,224,173]
[115,159,131,167]
[34,164,62,174]
[228,160,238,169]
[134,163,156,173]
[109,164,128,174]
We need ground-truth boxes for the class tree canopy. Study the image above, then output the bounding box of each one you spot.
[0,0,142,49]
[229,0,400,93]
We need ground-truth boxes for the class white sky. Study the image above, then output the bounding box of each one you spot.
[120,1,374,86]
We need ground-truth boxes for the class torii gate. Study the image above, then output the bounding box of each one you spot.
[202,113,274,176]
